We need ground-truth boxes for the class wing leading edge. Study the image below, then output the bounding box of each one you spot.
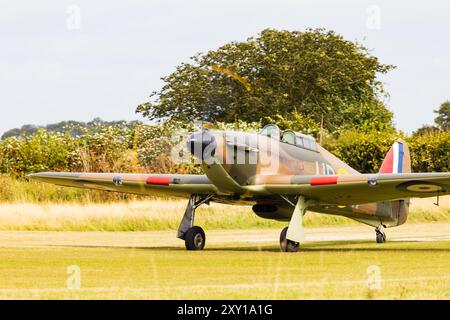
[28,172,219,198]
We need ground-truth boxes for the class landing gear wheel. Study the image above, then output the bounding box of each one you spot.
[376,230,386,243]
[280,227,300,252]
[185,226,206,250]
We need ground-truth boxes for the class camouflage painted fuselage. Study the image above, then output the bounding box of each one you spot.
[31,128,441,230]
[192,130,410,228]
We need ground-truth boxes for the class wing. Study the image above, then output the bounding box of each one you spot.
[28,172,219,198]
[245,173,450,205]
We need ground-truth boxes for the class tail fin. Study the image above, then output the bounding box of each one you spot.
[379,139,411,174]
[379,139,411,226]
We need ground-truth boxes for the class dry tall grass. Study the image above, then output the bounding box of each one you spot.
[0,196,448,231]
[0,200,277,231]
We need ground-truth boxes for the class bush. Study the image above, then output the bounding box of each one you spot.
[0,121,448,178]
[0,130,79,176]
[323,130,399,173]
[408,131,450,172]
[324,129,449,173]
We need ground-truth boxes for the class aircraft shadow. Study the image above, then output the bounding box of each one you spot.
[44,239,450,253]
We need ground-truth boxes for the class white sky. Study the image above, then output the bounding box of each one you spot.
[0,0,449,135]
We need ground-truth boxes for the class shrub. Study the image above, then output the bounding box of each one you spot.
[0,121,448,178]
[323,129,398,173]
[408,131,450,172]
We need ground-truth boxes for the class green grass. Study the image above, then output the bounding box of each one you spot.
[0,230,449,299]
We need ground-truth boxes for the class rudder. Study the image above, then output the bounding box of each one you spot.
[379,139,411,174]
[378,139,411,226]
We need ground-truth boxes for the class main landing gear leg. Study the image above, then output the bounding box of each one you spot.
[177,194,213,251]
[375,225,387,244]
[280,196,311,252]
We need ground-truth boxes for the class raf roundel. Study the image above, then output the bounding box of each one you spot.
[397,181,446,193]
[113,175,123,186]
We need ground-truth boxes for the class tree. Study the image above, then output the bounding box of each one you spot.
[137,28,395,133]
[435,100,450,131]
[412,125,440,137]
[1,118,143,140]
[1,125,40,140]
[414,100,450,135]
[1,128,21,140]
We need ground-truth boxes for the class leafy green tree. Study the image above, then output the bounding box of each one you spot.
[434,101,450,131]
[413,100,450,136]
[1,118,143,140]
[1,128,21,140]
[412,125,440,137]
[137,28,395,133]
[2,125,40,140]
[264,111,321,137]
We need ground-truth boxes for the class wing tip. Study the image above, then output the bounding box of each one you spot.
[27,172,75,181]
[27,172,43,179]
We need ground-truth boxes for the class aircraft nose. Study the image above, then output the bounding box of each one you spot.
[187,131,216,161]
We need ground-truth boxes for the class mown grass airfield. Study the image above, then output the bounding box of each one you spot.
[0,220,449,299]
[1,23,449,301]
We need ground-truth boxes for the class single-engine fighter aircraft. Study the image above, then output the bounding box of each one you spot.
[29,124,450,252]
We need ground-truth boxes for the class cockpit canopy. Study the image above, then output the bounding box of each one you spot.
[259,124,318,152]
[259,124,281,139]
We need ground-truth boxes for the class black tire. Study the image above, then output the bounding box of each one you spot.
[376,231,386,244]
[280,227,300,252]
[185,226,206,250]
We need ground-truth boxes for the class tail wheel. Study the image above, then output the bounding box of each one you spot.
[185,226,206,250]
[376,230,386,243]
[280,227,300,252]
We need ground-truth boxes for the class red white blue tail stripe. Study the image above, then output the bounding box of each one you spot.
[379,142,404,174]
